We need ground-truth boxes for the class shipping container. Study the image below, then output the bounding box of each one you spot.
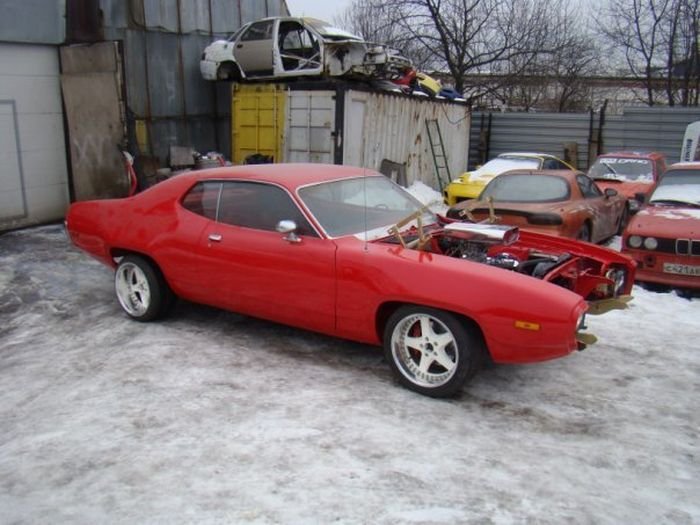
[231,82,471,190]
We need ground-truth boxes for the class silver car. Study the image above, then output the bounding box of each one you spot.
[200,17,411,81]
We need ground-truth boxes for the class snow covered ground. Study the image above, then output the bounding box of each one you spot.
[1,209,699,523]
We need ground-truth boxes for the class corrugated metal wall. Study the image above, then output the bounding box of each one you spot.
[470,107,700,172]
[99,0,289,163]
[0,0,65,44]
[349,92,470,188]
[603,107,700,162]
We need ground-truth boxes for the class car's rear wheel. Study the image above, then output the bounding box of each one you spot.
[114,255,173,321]
[383,306,484,397]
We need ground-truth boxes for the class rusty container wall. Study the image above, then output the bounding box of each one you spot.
[279,85,470,189]
[343,91,470,188]
[98,0,289,164]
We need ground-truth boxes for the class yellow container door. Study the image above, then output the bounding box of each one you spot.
[231,83,286,164]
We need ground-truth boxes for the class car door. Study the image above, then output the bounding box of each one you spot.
[577,174,618,241]
[199,180,337,334]
[275,20,322,76]
[233,19,275,77]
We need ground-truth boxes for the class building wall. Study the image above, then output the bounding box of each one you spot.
[0,0,65,44]
[99,0,290,164]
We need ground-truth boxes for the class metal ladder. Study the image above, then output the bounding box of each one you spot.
[425,119,451,192]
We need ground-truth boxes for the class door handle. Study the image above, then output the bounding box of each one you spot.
[208,233,222,242]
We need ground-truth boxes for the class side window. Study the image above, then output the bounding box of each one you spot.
[240,20,273,41]
[577,175,602,198]
[181,182,221,219]
[217,181,318,236]
[554,160,570,170]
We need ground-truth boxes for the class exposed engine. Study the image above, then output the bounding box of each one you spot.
[436,223,568,279]
[385,221,632,302]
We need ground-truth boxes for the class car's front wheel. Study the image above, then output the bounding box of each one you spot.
[114,255,174,322]
[383,306,484,397]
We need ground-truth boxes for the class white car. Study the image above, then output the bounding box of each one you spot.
[200,17,411,81]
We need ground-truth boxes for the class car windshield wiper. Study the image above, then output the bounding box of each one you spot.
[650,199,700,208]
[601,162,618,175]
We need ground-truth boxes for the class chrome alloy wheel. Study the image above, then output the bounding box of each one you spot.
[115,261,152,317]
[390,313,459,388]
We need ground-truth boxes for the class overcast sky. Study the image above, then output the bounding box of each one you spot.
[284,0,353,23]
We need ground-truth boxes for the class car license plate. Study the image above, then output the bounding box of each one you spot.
[663,263,700,276]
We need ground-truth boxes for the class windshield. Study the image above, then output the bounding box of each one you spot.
[298,176,436,239]
[481,174,570,202]
[473,157,540,176]
[588,157,654,182]
[649,169,700,206]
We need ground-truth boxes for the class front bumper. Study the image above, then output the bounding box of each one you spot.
[444,180,485,205]
[623,248,700,289]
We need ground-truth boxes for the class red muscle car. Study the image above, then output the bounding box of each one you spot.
[622,162,700,291]
[66,164,634,397]
[587,151,666,212]
[446,170,628,243]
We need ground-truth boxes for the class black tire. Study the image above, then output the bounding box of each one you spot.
[577,222,592,242]
[383,306,484,397]
[114,255,174,322]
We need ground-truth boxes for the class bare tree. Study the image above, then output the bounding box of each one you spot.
[670,0,700,106]
[599,0,672,106]
[338,0,562,97]
[334,0,433,68]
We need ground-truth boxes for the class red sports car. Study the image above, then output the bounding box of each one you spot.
[587,151,666,213]
[446,170,628,243]
[622,162,700,291]
[66,164,634,397]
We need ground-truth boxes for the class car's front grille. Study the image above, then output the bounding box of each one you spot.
[676,239,700,256]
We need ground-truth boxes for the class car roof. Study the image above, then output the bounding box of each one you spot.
[666,161,700,170]
[246,16,362,40]
[492,169,581,181]
[188,163,381,192]
[498,152,554,160]
[598,151,665,159]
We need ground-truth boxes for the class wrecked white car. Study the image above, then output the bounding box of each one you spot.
[200,17,411,81]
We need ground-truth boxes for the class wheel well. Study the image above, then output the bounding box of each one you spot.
[375,301,488,352]
[111,249,165,279]
[219,60,242,80]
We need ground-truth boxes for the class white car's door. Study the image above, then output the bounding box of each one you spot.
[233,19,275,77]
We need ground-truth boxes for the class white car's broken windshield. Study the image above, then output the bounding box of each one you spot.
[304,18,363,41]
[299,176,436,239]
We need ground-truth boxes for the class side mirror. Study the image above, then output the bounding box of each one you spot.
[604,188,618,198]
[634,192,646,203]
[276,219,301,243]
